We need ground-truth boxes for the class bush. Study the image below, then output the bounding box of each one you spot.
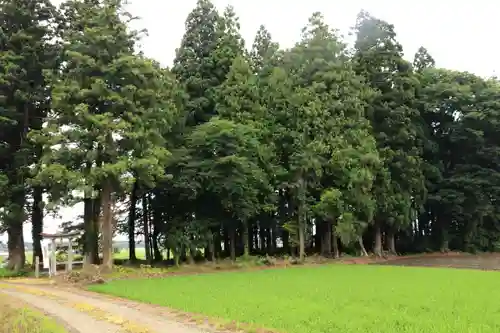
[0,268,30,278]
[257,255,276,266]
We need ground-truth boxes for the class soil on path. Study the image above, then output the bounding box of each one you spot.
[374,252,500,270]
[0,282,214,333]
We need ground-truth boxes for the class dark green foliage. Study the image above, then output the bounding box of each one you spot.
[2,1,500,274]
[0,0,59,271]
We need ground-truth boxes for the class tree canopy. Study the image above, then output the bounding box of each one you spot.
[2,0,500,272]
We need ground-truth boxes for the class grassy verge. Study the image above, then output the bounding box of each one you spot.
[0,268,31,279]
[0,294,68,333]
[89,264,500,333]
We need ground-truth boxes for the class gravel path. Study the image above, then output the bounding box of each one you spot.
[1,289,121,333]
[0,282,213,333]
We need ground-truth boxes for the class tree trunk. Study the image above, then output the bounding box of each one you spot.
[320,221,331,257]
[91,194,101,264]
[297,177,306,262]
[7,188,26,272]
[100,180,113,271]
[7,103,27,272]
[271,223,277,254]
[152,233,162,262]
[31,186,43,266]
[358,236,368,256]
[151,190,163,262]
[7,219,25,272]
[439,218,450,253]
[188,243,195,264]
[259,224,266,252]
[242,222,249,257]
[83,192,99,266]
[265,227,272,254]
[247,224,253,255]
[174,251,180,267]
[332,227,339,259]
[386,228,396,254]
[373,220,382,257]
[128,180,138,262]
[214,227,222,260]
[142,194,152,264]
[223,228,229,257]
[208,232,215,262]
[229,227,236,261]
[282,229,290,254]
[298,224,305,262]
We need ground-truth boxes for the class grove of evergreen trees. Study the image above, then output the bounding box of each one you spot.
[2,0,500,272]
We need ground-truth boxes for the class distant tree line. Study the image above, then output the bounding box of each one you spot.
[2,0,500,272]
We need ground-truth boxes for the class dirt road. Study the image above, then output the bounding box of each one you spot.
[376,253,500,270]
[0,282,213,333]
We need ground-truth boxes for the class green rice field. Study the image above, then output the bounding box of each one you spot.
[88,264,500,333]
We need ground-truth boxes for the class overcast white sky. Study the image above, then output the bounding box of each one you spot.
[1,0,498,244]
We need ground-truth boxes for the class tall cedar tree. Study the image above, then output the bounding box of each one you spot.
[4,0,500,269]
[353,11,425,255]
[34,0,176,270]
[278,13,380,260]
[0,0,59,271]
[172,0,244,127]
[249,25,281,75]
[215,55,276,258]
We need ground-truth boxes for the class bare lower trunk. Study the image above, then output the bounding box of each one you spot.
[282,230,290,254]
[214,228,222,260]
[208,233,215,262]
[298,224,305,262]
[271,223,277,254]
[128,180,138,262]
[174,251,180,266]
[101,180,113,271]
[243,222,249,257]
[31,186,43,266]
[440,222,449,253]
[320,221,331,257]
[142,194,152,264]
[265,227,272,254]
[223,228,229,257]
[7,190,26,272]
[247,225,254,255]
[259,224,266,252]
[297,178,306,262]
[386,228,396,254]
[83,195,97,266]
[358,236,368,256]
[152,233,162,262]
[188,245,195,264]
[229,228,236,262]
[373,220,382,257]
[332,228,339,258]
[7,222,25,272]
[91,195,101,264]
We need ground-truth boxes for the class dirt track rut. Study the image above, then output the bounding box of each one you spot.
[0,282,212,333]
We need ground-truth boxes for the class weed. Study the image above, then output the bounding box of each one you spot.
[0,294,68,333]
